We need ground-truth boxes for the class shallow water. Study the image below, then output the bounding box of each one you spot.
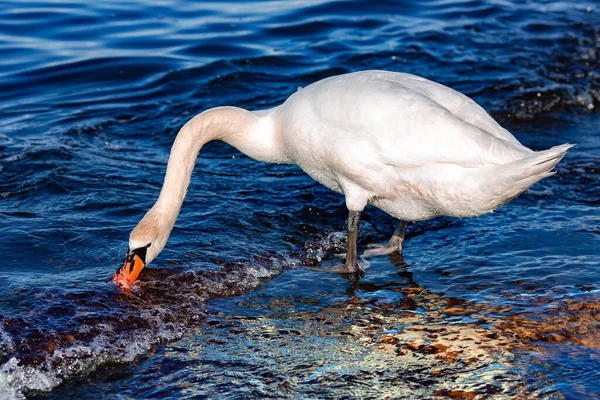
[0,0,599,398]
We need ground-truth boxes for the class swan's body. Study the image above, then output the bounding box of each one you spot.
[121,70,571,281]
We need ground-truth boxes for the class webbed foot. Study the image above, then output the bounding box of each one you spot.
[363,220,408,257]
[331,260,364,274]
[363,242,402,256]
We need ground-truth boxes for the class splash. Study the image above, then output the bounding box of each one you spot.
[0,231,360,398]
[0,265,280,396]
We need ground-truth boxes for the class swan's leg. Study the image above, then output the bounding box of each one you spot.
[363,220,408,256]
[340,210,363,274]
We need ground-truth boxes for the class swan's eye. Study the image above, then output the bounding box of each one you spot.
[126,243,152,264]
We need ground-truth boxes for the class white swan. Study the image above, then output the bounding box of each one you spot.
[117,70,571,284]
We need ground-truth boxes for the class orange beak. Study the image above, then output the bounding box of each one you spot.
[113,253,145,287]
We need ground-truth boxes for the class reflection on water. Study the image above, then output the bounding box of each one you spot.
[41,253,600,399]
[0,0,599,398]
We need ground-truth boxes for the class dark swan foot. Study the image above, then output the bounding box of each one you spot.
[363,220,408,257]
[331,209,363,275]
[309,209,366,276]
[363,242,402,256]
[330,260,364,275]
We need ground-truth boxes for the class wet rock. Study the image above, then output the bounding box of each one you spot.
[444,307,476,316]
[438,350,462,364]
[463,357,479,365]
[433,389,477,399]
[377,335,397,344]
[566,302,600,311]
[408,325,427,331]
[425,343,449,354]
[405,339,424,352]
[542,333,564,343]
[401,287,425,294]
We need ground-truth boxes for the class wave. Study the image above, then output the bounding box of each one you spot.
[0,228,360,398]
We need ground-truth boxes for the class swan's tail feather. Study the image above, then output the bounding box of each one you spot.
[477,143,573,212]
[523,143,573,172]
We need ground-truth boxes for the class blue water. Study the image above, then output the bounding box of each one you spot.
[0,0,599,398]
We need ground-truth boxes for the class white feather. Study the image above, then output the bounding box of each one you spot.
[129,70,572,265]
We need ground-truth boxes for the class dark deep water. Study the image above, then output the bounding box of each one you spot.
[0,0,599,398]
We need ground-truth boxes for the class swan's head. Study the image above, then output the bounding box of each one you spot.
[116,209,171,286]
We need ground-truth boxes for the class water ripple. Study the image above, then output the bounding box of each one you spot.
[0,0,598,398]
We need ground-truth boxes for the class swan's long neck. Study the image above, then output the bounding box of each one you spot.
[130,105,285,261]
[152,106,283,229]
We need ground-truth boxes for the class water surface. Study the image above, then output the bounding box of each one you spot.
[0,0,599,398]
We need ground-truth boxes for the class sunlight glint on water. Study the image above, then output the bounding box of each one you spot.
[0,0,598,398]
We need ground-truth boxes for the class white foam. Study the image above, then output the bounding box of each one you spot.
[0,358,60,400]
[0,327,14,354]
[0,234,344,398]
[0,323,186,398]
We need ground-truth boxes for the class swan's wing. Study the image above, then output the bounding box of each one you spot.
[372,71,528,149]
[293,71,530,170]
[373,98,529,169]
